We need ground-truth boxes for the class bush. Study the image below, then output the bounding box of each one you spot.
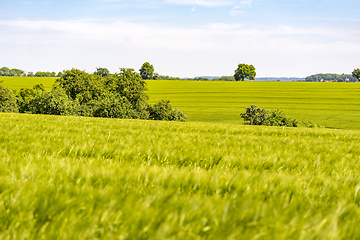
[148,100,188,122]
[240,105,297,127]
[264,109,298,127]
[0,81,19,113]
[92,94,135,119]
[240,105,268,125]
[27,87,79,116]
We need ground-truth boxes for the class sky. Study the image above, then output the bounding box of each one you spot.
[0,0,359,78]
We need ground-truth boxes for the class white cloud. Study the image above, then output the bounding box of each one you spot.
[191,6,197,11]
[0,19,359,77]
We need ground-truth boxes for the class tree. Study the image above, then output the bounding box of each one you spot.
[139,62,154,80]
[56,69,105,104]
[353,68,360,82]
[0,67,10,76]
[234,64,256,81]
[95,67,110,77]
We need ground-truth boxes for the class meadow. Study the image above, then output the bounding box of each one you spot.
[2,76,360,130]
[1,112,360,239]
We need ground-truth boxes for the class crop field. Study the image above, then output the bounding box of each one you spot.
[2,77,360,130]
[146,80,360,130]
[0,76,56,90]
[1,113,360,239]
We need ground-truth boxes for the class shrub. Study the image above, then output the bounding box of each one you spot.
[240,105,297,127]
[0,81,19,113]
[240,105,268,125]
[27,87,79,116]
[264,109,298,127]
[92,94,135,119]
[148,100,188,122]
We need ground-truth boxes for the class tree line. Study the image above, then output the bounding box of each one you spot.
[0,67,188,122]
[305,73,358,82]
[0,67,63,77]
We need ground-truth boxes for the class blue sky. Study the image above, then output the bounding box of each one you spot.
[0,0,359,77]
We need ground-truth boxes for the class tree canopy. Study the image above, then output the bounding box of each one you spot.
[139,62,155,80]
[234,64,256,81]
[352,68,360,82]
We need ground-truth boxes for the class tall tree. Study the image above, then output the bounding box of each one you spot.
[352,68,360,82]
[234,64,256,81]
[139,62,154,80]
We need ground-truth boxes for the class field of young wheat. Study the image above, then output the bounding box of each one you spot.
[2,76,359,130]
[1,113,360,239]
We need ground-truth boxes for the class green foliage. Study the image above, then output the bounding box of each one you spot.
[3,68,186,121]
[0,67,25,77]
[2,114,360,239]
[26,87,79,116]
[306,73,357,82]
[94,67,110,77]
[264,109,298,127]
[234,63,256,81]
[105,68,150,119]
[157,75,181,80]
[0,81,18,112]
[148,99,188,121]
[56,69,105,104]
[92,93,134,119]
[240,104,268,125]
[240,105,298,127]
[139,62,155,80]
[303,121,324,129]
[352,68,360,81]
[35,71,56,77]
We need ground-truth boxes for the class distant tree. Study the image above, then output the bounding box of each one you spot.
[95,67,110,77]
[219,76,235,81]
[353,68,360,81]
[27,71,34,77]
[11,69,25,77]
[0,67,10,76]
[56,72,63,78]
[139,62,154,80]
[234,64,256,81]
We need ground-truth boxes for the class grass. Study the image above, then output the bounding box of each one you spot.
[2,77,360,129]
[1,113,360,239]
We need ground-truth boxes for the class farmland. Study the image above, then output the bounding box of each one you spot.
[1,113,360,239]
[2,76,359,130]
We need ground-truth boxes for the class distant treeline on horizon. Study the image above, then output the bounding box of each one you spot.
[0,66,356,82]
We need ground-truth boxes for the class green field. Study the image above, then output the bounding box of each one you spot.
[148,80,360,130]
[0,76,56,90]
[1,113,360,239]
[1,77,360,130]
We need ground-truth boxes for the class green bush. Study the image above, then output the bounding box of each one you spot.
[240,105,297,127]
[264,109,298,127]
[240,105,268,125]
[148,100,188,122]
[27,87,79,116]
[0,81,18,113]
[92,94,135,119]
[4,68,188,122]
